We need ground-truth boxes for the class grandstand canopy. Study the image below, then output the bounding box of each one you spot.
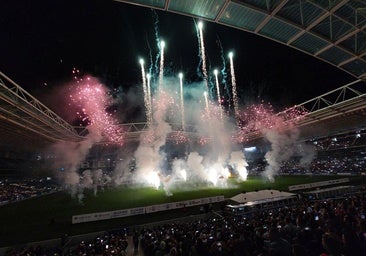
[115,0,366,80]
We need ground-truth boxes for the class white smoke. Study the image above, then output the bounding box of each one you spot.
[186,151,206,181]
[297,142,317,169]
[50,137,95,198]
[112,158,133,186]
[46,79,113,201]
[171,158,188,181]
[45,47,253,199]
[262,128,298,182]
[262,125,316,182]
[228,150,248,181]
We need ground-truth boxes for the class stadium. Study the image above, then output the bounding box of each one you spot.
[1,0,366,255]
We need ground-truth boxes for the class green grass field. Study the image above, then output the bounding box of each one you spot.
[0,175,363,247]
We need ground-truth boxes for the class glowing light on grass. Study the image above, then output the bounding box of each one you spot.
[180,169,187,181]
[147,171,161,189]
[207,167,218,186]
[229,151,248,181]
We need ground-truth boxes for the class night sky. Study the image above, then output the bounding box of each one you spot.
[1,0,356,120]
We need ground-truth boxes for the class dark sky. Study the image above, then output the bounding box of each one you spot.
[1,0,356,115]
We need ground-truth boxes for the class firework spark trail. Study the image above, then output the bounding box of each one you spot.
[203,91,210,118]
[145,32,154,77]
[216,36,229,101]
[146,73,152,124]
[214,69,223,120]
[229,52,239,120]
[153,9,161,76]
[198,21,209,91]
[158,40,165,94]
[194,20,203,79]
[139,58,150,125]
[179,72,185,130]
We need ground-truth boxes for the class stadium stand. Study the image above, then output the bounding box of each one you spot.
[2,187,366,255]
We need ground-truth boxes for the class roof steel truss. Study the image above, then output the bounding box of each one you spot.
[280,79,366,122]
[0,72,84,142]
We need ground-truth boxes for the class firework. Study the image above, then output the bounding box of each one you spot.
[146,73,153,125]
[158,40,165,94]
[68,75,125,145]
[198,21,208,91]
[57,18,315,197]
[229,52,239,120]
[140,58,150,125]
[214,69,223,120]
[179,72,185,130]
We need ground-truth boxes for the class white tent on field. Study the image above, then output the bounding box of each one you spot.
[230,189,297,204]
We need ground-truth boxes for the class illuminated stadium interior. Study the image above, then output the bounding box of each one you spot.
[1,0,366,254]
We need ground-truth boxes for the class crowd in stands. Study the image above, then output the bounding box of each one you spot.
[4,192,366,255]
[0,178,61,205]
[313,132,366,151]
[136,194,366,256]
[248,151,366,175]
[247,130,366,176]
[66,231,129,256]
[277,155,365,175]
[4,245,62,256]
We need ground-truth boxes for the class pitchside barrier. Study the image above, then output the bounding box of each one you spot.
[72,195,225,224]
[288,177,350,191]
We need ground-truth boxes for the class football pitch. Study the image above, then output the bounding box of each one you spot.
[0,175,363,247]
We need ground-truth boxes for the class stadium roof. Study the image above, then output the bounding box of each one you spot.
[115,0,366,80]
[1,0,366,153]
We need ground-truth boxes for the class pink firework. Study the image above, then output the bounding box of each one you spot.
[235,102,307,142]
[278,105,309,122]
[155,91,180,122]
[68,74,125,145]
[140,129,156,144]
[236,102,274,133]
[168,131,189,144]
[199,99,223,122]
[198,136,210,145]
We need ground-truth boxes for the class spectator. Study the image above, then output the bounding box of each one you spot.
[321,232,344,256]
[133,230,139,253]
[267,227,292,256]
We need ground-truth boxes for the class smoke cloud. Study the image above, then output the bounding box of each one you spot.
[40,19,312,200]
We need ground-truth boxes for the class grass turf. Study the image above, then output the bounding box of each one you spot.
[0,175,363,247]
